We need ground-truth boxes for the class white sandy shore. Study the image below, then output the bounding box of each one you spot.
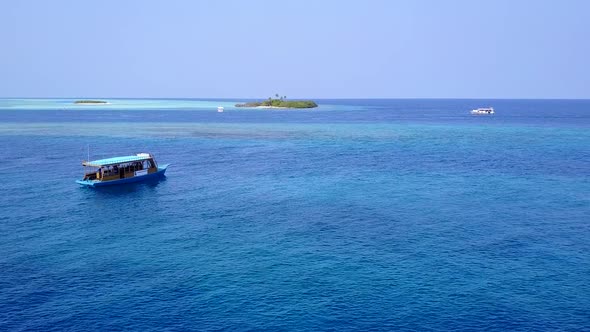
[254,106,288,109]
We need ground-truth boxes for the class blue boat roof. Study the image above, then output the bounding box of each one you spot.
[83,154,152,167]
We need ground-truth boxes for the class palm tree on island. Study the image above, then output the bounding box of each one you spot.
[235,94,318,109]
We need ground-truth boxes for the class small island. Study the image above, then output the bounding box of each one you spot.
[236,94,317,109]
[73,100,109,104]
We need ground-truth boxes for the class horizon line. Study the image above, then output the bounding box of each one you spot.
[1,96,590,101]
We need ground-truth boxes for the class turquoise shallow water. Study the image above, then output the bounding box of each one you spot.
[0,99,589,331]
[0,98,239,110]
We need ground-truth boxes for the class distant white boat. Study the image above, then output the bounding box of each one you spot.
[217,106,224,113]
[471,107,494,115]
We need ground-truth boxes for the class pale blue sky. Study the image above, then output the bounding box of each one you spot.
[0,0,588,98]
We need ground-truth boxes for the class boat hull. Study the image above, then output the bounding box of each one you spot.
[76,164,169,187]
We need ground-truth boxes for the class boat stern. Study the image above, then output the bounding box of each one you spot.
[76,179,97,187]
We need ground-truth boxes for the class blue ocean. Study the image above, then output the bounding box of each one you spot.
[0,99,589,331]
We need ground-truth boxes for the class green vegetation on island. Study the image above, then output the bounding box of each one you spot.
[74,100,108,104]
[236,94,318,109]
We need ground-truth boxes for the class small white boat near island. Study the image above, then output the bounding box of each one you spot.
[217,106,224,112]
[471,107,494,115]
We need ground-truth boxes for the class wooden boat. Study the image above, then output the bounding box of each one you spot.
[76,153,169,187]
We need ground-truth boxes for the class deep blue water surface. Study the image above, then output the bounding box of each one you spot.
[1,99,589,331]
